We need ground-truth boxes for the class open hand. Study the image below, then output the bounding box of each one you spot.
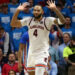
[17,3,29,11]
[47,0,56,10]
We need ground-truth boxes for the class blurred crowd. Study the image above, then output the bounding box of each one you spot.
[0,0,75,75]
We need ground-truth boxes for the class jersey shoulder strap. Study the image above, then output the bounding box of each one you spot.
[44,17,50,31]
[28,17,33,26]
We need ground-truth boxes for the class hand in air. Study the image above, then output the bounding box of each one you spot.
[17,2,28,11]
[47,0,56,10]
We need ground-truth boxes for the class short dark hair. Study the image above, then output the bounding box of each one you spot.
[34,5,44,11]
[56,3,62,7]
[65,16,71,19]
[8,53,15,58]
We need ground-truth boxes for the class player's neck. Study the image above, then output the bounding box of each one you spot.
[35,16,43,21]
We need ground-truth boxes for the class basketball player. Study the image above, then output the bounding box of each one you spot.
[11,0,65,75]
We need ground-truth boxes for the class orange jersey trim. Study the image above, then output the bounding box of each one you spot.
[27,67,35,70]
[35,64,47,67]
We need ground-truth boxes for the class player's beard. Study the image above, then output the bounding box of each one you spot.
[34,14,42,19]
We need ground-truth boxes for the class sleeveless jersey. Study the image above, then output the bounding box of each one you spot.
[20,17,55,55]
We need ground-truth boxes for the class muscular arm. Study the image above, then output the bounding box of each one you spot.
[18,43,26,64]
[47,0,66,24]
[11,10,22,27]
[11,3,28,27]
[53,8,65,24]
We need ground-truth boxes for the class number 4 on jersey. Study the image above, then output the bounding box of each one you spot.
[33,29,38,37]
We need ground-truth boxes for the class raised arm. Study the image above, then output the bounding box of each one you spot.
[11,3,28,27]
[18,43,26,72]
[47,0,65,24]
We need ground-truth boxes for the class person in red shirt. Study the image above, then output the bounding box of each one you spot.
[2,53,19,75]
[0,0,9,4]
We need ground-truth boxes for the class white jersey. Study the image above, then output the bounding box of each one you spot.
[20,17,55,55]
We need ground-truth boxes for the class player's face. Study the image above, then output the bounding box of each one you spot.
[33,6,43,19]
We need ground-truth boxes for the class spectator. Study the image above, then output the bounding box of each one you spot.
[58,33,71,75]
[8,0,19,14]
[34,0,46,6]
[65,0,72,9]
[50,24,63,49]
[0,0,9,4]
[19,0,27,3]
[2,53,19,75]
[48,45,59,64]
[69,3,75,28]
[47,53,58,75]
[62,16,75,37]
[71,0,75,4]
[57,0,71,16]
[0,26,9,56]
[10,27,26,52]
[28,0,34,8]
[8,69,16,75]
[63,36,75,75]
[0,48,8,74]
[0,3,12,32]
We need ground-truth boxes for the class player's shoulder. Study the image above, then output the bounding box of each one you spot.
[24,16,33,20]
[45,17,56,20]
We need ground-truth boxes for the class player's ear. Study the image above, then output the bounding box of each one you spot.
[42,9,44,15]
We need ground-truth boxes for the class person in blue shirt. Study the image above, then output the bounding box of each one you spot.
[58,33,71,75]
[10,27,26,52]
[48,46,58,75]
[19,0,27,3]
[47,53,58,75]
[62,16,75,37]
[8,0,19,15]
[0,3,12,33]
[34,0,46,6]
[69,3,75,28]
[48,46,59,63]
[70,0,75,4]
[65,0,72,8]
[57,0,71,16]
